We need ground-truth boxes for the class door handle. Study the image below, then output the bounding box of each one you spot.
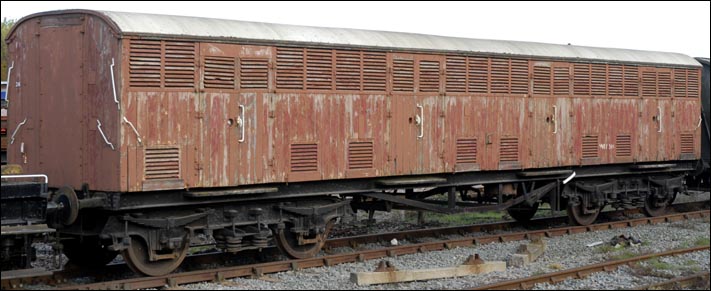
[552,105,558,134]
[237,105,245,143]
[416,104,424,139]
[657,106,662,133]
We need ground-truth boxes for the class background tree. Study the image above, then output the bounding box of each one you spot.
[2,18,15,81]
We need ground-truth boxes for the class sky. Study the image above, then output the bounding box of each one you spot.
[1,1,710,58]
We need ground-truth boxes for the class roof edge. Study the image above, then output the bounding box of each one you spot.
[6,9,122,43]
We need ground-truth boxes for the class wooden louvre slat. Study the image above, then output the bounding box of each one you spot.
[129,39,161,88]
[657,71,671,97]
[393,58,415,92]
[204,56,235,89]
[456,138,477,164]
[468,57,488,93]
[533,65,551,95]
[591,64,606,96]
[419,60,440,92]
[623,66,639,97]
[363,52,387,91]
[145,147,180,180]
[680,134,694,154]
[608,65,623,96]
[240,58,269,89]
[499,137,518,162]
[553,67,570,95]
[164,42,196,88]
[510,59,529,94]
[642,71,657,97]
[573,63,591,96]
[336,50,362,91]
[445,56,467,93]
[490,58,510,94]
[290,143,318,172]
[616,134,631,157]
[276,47,305,89]
[348,141,374,169]
[673,68,687,98]
[687,69,700,98]
[306,49,333,90]
[582,135,599,159]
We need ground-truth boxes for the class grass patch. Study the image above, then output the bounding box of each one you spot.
[595,245,616,254]
[610,251,638,261]
[407,211,504,225]
[694,237,710,247]
[646,258,674,270]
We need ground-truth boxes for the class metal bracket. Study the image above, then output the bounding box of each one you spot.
[96,119,115,150]
[10,117,27,145]
[657,106,663,133]
[416,104,424,139]
[5,61,13,103]
[110,58,119,111]
[122,116,142,145]
[238,104,245,143]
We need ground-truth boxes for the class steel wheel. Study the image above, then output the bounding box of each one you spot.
[122,236,188,277]
[275,220,334,259]
[643,194,669,217]
[567,202,600,226]
[506,202,539,222]
[63,236,118,267]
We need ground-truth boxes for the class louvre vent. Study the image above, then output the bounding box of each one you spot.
[657,71,671,97]
[468,57,489,93]
[290,143,318,172]
[276,47,305,89]
[335,50,362,91]
[204,56,235,89]
[363,52,387,91]
[145,147,180,180]
[680,134,694,154]
[129,40,161,88]
[306,49,333,90]
[533,65,551,95]
[393,58,415,92]
[456,138,477,164]
[687,69,700,98]
[240,58,269,89]
[499,137,519,162]
[491,58,510,94]
[642,71,657,97]
[445,57,466,93]
[573,64,591,95]
[164,42,195,88]
[591,64,606,96]
[623,66,639,96]
[510,59,529,94]
[582,136,599,159]
[616,134,631,157]
[673,68,687,97]
[348,141,374,170]
[608,65,623,96]
[553,67,570,95]
[419,60,440,92]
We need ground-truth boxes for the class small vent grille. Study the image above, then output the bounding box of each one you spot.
[145,147,180,180]
[393,58,415,92]
[680,134,694,154]
[573,64,591,95]
[553,67,570,95]
[276,47,305,89]
[419,60,440,92]
[687,69,700,98]
[642,71,657,97]
[164,42,195,88]
[674,68,687,97]
[348,141,374,170]
[363,52,387,91]
[616,135,631,157]
[290,143,318,172]
[306,49,333,90]
[129,40,161,88]
[582,136,599,159]
[240,58,269,89]
[608,65,623,96]
[510,59,529,94]
[445,56,466,93]
[657,71,671,97]
[204,56,235,89]
[491,58,510,94]
[623,66,639,96]
[335,50,362,91]
[500,137,519,162]
[456,138,477,164]
[533,65,551,95]
[468,57,489,93]
[591,64,606,96]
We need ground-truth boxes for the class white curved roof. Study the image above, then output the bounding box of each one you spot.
[44,10,710,67]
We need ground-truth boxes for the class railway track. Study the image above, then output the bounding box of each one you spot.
[468,246,710,290]
[630,272,710,290]
[3,205,704,290]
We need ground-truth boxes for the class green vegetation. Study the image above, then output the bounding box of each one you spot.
[694,237,710,247]
[2,18,15,80]
[610,250,638,261]
[406,211,504,225]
